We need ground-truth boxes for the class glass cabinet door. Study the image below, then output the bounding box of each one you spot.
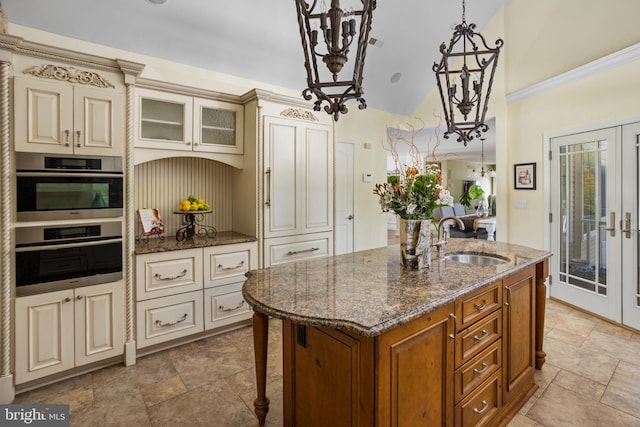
[136,89,193,150]
[194,99,243,154]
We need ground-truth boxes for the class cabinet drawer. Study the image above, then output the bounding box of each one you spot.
[456,281,502,330]
[136,291,204,349]
[204,287,251,330]
[455,339,502,403]
[136,248,203,300]
[455,369,502,427]
[264,234,331,266]
[456,309,502,367]
[203,242,256,288]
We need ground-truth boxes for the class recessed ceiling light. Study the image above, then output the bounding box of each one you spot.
[368,37,384,48]
[146,0,167,5]
[390,72,402,84]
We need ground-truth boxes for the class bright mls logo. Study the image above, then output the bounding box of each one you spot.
[1,404,69,426]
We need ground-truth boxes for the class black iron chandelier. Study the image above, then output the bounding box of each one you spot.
[433,0,503,146]
[294,0,376,121]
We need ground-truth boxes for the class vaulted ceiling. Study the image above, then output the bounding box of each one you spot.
[2,0,510,120]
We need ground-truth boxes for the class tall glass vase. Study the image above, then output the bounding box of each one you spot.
[399,219,434,269]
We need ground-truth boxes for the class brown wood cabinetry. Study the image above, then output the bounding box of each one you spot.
[502,266,536,407]
[273,264,542,427]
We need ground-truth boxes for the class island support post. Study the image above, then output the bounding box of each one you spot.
[252,309,270,425]
[535,259,549,369]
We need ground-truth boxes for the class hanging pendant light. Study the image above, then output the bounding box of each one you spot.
[467,137,492,179]
[433,0,503,146]
[294,0,376,121]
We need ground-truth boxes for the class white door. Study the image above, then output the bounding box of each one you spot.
[264,116,299,237]
[74,86,124,156]
[550,123,640,328]
[335,141,354,255]
[14,290,75,384]
[75,281,125,366]
[621,122,640,330]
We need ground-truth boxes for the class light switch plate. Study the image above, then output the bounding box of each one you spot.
[363,173,372,183]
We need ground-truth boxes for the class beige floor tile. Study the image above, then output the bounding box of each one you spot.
[527,383,639,427]
[170,345,254,390]
[545,310,597,337]
[507,414,545,426]
[546,299,573,314]
[91,351,177,396]
[223,367,258,396]
[551,369,606,401]
[593,320,635,339]
[543,335,619,385]
[148,382,256,427]
[70,388,151,427]
[601,360,640,418]
[583,329,640,365]
[545,327,588,347]
[45,386,94,414]
[139,374,187,407]
[13,373,93,404]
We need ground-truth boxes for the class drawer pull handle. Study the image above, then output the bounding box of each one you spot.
[449,313,458,340]
[473,299,487,311]
[64,129,70,147]
[218,260,245,271]
[287,247,320,256]
[473,362,489,375]
[473,330,489,342]
[473,400,489,415]
[75,130,81,147]
[154,269,188,281]
[155,313,188,327]
[219,300,245,312]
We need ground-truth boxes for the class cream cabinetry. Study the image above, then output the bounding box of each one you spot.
[14,77,124,156]
[203,242,257,329]
[263,115,333,238]
[135,242,256,349]
[135,88,243,155]
[14,281,125,384]
[235,92,334,268]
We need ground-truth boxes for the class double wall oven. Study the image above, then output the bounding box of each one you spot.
[15,153,124,296]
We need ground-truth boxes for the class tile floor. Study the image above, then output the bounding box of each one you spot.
[12,301,640,426]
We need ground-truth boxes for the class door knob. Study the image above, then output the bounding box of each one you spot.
[348,215,354,220]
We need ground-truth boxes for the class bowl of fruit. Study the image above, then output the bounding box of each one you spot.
[176,196,211,213]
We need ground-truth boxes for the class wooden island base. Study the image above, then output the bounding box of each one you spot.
[251,260,548,426]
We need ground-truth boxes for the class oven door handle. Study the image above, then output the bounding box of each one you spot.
[16,172,123,178]
[15,237,123,252]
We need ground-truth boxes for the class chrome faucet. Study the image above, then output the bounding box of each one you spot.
[433,216,465,255]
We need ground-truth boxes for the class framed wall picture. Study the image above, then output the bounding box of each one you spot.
[514,163,536,190]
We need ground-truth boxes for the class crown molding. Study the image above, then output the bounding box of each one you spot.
[134,77,243,104]
[0,34,145,81]
[506,42,640,104]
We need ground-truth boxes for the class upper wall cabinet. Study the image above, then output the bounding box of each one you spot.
[135,88,244,156]
[14,76,124,156]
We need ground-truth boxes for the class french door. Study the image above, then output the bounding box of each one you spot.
[550,122,640,329]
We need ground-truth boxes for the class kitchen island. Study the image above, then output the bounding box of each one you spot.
[242,239,551,426]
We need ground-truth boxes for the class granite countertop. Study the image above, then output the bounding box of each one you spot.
[242,239,551,337]
[135,231,257,254]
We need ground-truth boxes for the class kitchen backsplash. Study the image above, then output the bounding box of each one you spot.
[134,157,234,235]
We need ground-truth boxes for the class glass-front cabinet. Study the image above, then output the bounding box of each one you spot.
[135,88,243,155]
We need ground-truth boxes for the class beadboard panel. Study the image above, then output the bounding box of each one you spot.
[134,157,234,235]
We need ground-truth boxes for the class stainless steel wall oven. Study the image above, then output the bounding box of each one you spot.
[15,222,123,297]
[16,152,123,221]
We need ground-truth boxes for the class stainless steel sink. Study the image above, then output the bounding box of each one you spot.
[444,253,509,266]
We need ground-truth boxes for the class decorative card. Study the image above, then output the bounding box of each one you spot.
[137,208,165,236]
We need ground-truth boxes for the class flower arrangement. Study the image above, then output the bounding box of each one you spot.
[373,116,454,220]
[374,164,454,220]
